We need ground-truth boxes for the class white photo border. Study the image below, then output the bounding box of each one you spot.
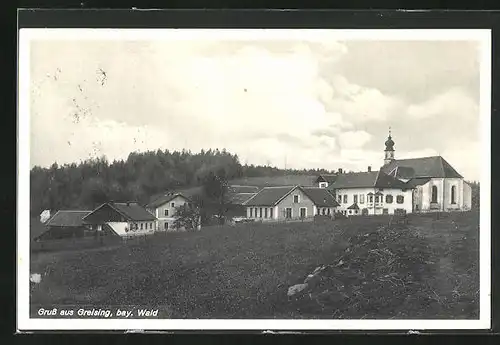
[17,28,492,331]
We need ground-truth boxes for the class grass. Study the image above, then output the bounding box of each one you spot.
[30,210,479,319]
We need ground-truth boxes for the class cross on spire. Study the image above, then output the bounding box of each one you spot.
[389,126,392,137]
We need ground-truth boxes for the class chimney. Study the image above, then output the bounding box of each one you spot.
[368,166,372,172]
[338,168,343,174]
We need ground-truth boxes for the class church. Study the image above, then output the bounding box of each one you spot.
[316,131,472,215]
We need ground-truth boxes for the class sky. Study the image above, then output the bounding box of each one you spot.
[28,32,483,180]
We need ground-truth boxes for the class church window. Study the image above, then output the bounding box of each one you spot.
[451,186,456,204]
[368,195,373,203]
[375,195,380,203]
[385,195,393,204]
[431,185,438,203]
[396,195,404,204]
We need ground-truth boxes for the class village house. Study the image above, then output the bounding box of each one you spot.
[314,174,339,189]
[226,185,260,220]
[34,210,92,241]
[243,185,339,221]
[146,192,200,231]
[319,131,472,215]
[82,202,157,238]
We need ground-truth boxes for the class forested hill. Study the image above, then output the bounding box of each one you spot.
[30,149,335,217]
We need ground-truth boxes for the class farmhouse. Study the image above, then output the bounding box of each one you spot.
[226,185,260,219]
[243,185,339,221]
[315,174,339,189]
[82,202,157,238]
[34,210,92,241]
[146,192,200,231]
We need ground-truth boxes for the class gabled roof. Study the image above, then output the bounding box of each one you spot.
[404,177,432,188]
[228,185,261,194]
[300,187,340,207]
[229,193,258,205]
[315,174,338,184]
[243,186,296,206]
[382,156,463,178]
[244,185,340,207]
[84,202,157,222]
[45,210,92,227]
[347,203,360,210]
[146,193,190,209]
[330,170,409,189]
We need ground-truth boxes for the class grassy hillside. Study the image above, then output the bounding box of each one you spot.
[30,211,479,319]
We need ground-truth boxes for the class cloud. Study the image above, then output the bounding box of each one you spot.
[27,37,482,181]
[406,87,479,121]
[338,130,372,149]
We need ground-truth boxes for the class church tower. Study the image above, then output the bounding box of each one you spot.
[384,128,395,166]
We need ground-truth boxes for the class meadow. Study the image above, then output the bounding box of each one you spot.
[30,211,479,319]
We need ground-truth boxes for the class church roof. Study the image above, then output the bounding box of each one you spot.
[330,170,409,189]
[382,156,463,178]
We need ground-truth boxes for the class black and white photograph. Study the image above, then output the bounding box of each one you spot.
[17,26,491,331]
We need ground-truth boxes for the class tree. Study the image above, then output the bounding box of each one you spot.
[202,168,230,225]
[172,203,201,231]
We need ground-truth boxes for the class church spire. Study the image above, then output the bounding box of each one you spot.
[384,127,395,165]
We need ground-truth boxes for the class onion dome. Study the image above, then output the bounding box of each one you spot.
[385,134,395,151]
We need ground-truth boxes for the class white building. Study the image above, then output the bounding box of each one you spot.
[329,168,413,216]
[146,192,201,231]
[380,132,472,212]
[318,131,472,215]
[243,186,339,221]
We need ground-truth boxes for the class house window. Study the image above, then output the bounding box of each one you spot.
[293,195,299,203]
[164,222,168,230]
[269,208,274,218]
[140,223,143,230]
[264,208,268,218]
[385,195,393,204]
[348,210,352,214]
[300,208,307,218]
[327,208,331,215]
[338,195,342,203]
[360,194,365,204]
[383,208,389,215]
[322,208,326,215]
[319,182,327,188]
[451,186,456,204]
[164,209,169,216]
[343,195,348,204]
[354,195,358,203]
[368,195,373,203]
[375,195,380,203]
[171,202,175,208]
[285,208,292,219]
[249,208,253,217]
[431,185,438,203]
[397,195,404,204]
